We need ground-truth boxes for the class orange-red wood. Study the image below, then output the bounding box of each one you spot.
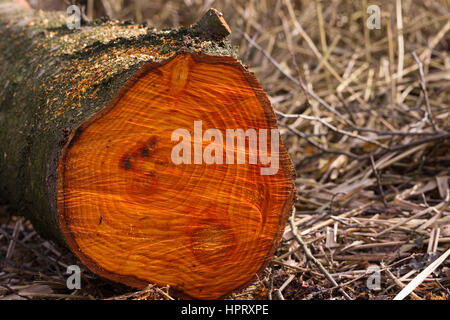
[15,0,31,9]
[58,53,295,299]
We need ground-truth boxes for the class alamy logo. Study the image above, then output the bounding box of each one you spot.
[171,121,280,175]
[66,265,81,289]
[366,5,381,30]
[66,5,81,30]
[366,265,381,290]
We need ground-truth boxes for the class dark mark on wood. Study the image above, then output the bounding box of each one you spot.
[141,147,149,157]
[123,156,131,170]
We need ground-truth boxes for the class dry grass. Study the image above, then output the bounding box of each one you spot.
[1,0,449,300]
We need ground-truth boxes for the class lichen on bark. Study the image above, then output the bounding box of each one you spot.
[0,1,237,244]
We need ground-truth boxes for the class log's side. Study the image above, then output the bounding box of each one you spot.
[0,1,296,299]
[0,1,236,241]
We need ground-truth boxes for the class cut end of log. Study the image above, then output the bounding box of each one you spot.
[57,52,295,299]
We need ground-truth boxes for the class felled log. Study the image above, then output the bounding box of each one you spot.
[0,1,295,299]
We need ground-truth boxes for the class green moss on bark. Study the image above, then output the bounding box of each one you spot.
[0,1,237,245]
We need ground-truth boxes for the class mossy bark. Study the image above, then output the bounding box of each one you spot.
[0,1,237,245]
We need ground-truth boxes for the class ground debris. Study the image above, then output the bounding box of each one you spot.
[1,0,449,300]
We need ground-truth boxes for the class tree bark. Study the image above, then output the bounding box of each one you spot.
[0,1,295,299]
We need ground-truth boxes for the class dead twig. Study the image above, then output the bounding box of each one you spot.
[370,156,388,208]
[412,52,438,132]
[289,211,352,300]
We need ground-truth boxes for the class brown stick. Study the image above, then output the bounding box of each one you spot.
[289,211,352,300]
[412,52,438,132]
